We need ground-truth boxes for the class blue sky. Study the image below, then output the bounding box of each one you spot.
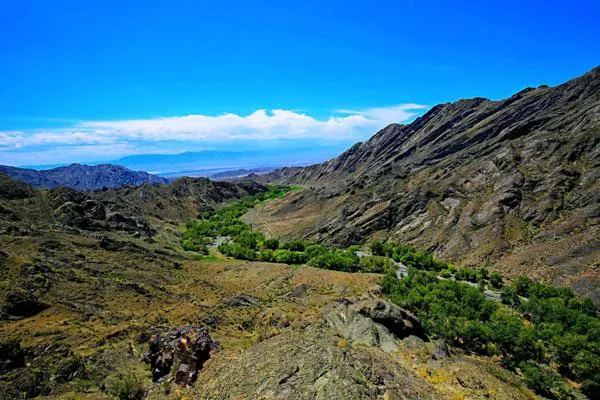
[0,0,599,166]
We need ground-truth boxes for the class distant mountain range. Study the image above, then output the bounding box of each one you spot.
[0,163,168,191]
[109,147,344,176]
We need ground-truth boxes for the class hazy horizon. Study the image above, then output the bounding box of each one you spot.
[1,1,599,167]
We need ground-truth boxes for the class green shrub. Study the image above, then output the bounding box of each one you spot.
[272,249,308,264]
[259,249,274,262]
[382,267,600,397]
[263,238,279,250]
[218,243,257,260]
[308,249,358,271]
[359,255,394,273]
[519,362,568,399]
[369,240,385,256]
[439,269,453,278]
[514,276,533,297]
[581,380,600,400]
[105,373,144,400]
[454,267,479,283]
[490,272,503,288]
[281,240,306,252]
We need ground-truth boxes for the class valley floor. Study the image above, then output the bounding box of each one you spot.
[1,224,541,399]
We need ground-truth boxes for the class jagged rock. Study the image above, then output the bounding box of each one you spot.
[53,198,153,236]
[82,199,106,220]
[143,326,220,385]
[323,297,425,352]
[54,202,87,228]
[106,211,137,227]
[355,298,426,340]
[224,294,261,307]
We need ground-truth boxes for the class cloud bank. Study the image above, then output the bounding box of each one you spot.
[0,104,427,165]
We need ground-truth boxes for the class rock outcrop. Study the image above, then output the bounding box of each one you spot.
[144,326,220,385]
[191,325,441,400]
[53,198,152,235]
[324,297,425,352]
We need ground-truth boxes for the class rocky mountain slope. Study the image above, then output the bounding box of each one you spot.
[0,174,543,399]
[0,173,264,237]
[0,163,169,191]
[245,66,600,303]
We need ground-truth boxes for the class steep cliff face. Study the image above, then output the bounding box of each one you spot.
[247,66,600,302]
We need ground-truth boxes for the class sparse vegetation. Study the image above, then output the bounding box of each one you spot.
[105,372,145,400]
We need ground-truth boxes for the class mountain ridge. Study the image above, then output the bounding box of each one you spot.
[0,163,169,191]
[244,65,600,303]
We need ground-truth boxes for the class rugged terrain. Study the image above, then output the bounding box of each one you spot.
[0,164,169,191]
[0,175,547,399]
[245,66,600,304]
[2,67,600,399]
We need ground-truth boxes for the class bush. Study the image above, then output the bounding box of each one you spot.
[218,243,257,260]
[514,276,533,297]
[233,231,263,249]
[272,249,308,264]
[258,249,274,262]
[519,362,567,399]
[369,240,385,256]
[263,238,279,250]
[281,240,306,252]
[308,249,358,272]
[490,272,503,288]
[454,268,479,283]
[359,255,394,273]
[105,373,144,400]
[500,286,521,307]
[581,380,600,400]
[439,269,453,278]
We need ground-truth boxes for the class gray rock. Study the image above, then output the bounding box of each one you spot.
[323,297,426,353]
[225,294,262,307]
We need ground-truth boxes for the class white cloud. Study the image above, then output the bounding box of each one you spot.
[0,104,427,164]
[336,104,428,125]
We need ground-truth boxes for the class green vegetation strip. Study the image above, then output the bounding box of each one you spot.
[182,186,600,399]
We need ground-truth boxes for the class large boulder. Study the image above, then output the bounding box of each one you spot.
[143,326,220,386]
[355,298,426,340]
[323,297,425,353]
